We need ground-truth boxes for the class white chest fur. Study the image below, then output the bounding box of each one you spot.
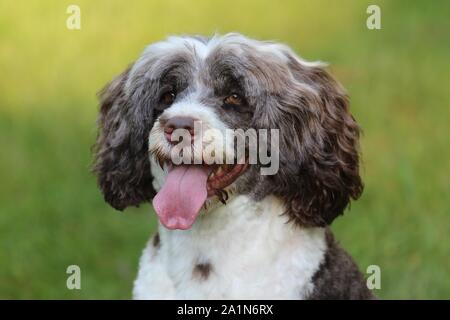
[133,195,327,299]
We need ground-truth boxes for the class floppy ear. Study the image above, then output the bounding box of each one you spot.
[260,50,363,227]
[93,64,155,210]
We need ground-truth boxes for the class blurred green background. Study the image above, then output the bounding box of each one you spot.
[0,0,449,299]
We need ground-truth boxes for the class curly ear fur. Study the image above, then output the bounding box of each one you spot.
[286,56,362,226]
[253,52,363,227]
[93,65,155,210]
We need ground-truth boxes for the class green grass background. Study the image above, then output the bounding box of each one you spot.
[0,0,449,299]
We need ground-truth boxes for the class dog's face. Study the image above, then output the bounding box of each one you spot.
[93,33,363,229]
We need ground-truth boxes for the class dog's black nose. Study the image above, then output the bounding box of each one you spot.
[163,116,196,144]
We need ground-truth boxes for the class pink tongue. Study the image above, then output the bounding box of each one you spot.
[153,166,210,230]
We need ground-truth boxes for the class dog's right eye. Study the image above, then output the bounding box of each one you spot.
[223,93,244,107]
[160,91,176,105]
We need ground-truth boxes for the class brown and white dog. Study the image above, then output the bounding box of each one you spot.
[93,33,374,299]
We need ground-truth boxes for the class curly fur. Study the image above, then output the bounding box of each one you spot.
[93,65,156,210]
[93,33,373,300]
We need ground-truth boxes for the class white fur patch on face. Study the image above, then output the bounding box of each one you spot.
[163,99,227,131]
[148,97,238,168]
[148,98,233,194]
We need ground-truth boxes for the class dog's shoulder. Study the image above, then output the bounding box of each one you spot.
[307,229,375,300]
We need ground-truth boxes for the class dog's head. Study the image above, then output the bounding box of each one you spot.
[93,33,363,229]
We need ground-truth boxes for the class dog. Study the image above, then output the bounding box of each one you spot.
[93,33,374,299]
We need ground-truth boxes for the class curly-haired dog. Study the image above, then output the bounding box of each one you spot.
[93,33,374,299]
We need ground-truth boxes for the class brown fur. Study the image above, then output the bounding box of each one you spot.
[192,262,212,280]
[93,34,371,299]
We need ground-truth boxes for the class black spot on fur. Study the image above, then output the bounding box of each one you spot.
[152,233,160,248]
[193,262,212,280]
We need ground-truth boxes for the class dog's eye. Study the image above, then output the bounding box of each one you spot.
[161,91,176,105]
[223,94,243,107]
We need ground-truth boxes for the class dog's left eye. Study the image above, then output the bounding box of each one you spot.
[223,94,244,107]
[160,91,176,105]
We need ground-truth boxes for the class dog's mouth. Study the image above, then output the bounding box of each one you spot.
[206,163,248,197]
[153,162,248,230]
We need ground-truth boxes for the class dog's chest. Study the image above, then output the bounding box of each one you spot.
[133,196,326,299]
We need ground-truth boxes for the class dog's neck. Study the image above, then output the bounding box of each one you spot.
[156,194,327,299]
[158,194,296,249]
